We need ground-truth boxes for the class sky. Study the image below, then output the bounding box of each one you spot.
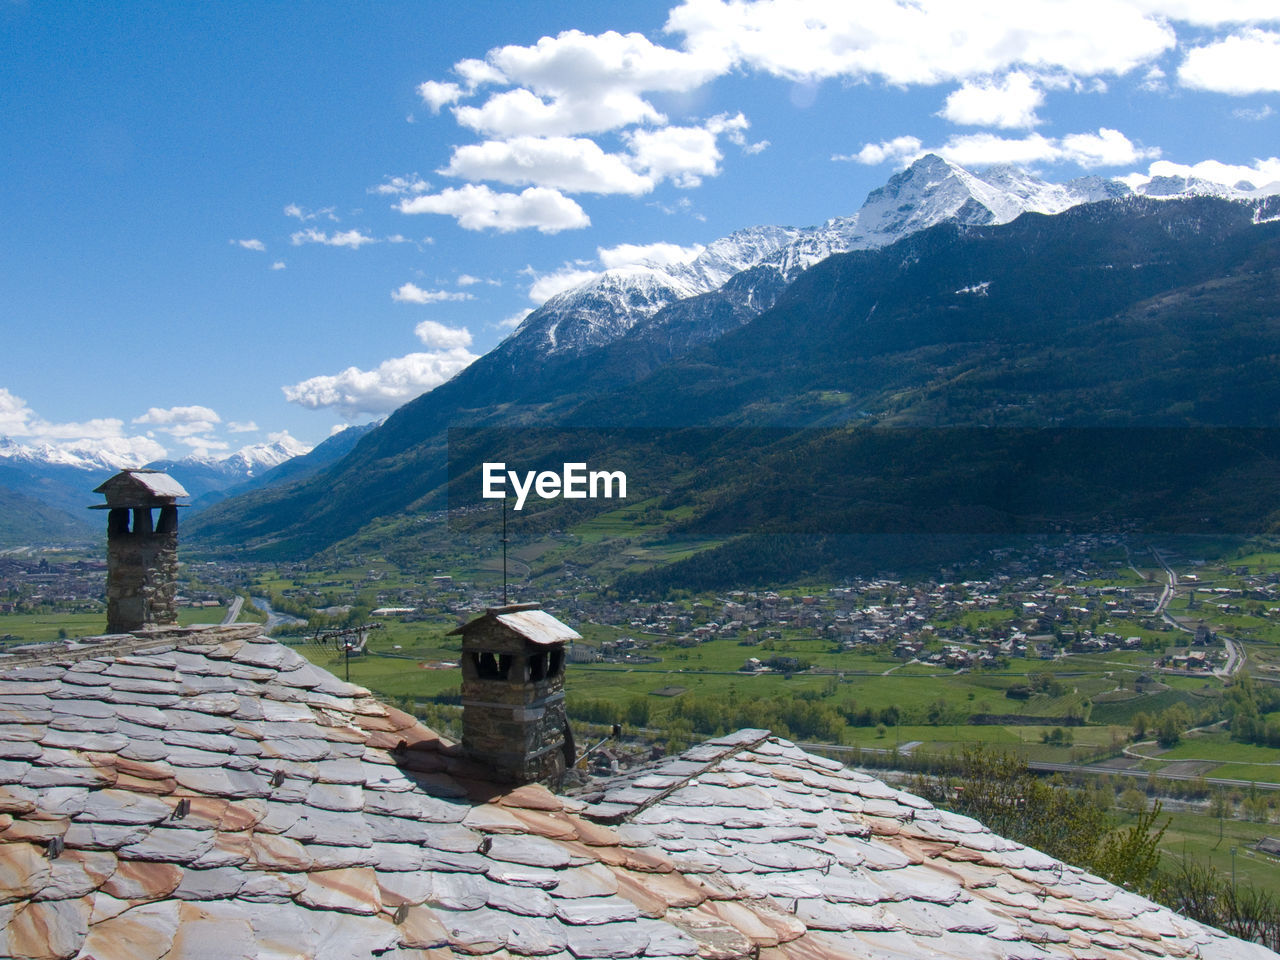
[3,0,1279,464]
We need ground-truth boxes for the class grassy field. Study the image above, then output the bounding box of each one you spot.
[1153,808,1280,897]
[0,605,234,646]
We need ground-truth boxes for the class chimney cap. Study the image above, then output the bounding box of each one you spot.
[90,470,189,508]
[448,604,580,645]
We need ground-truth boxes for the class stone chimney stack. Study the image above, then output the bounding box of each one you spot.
[449,603,578,784]
[91,470,188,633]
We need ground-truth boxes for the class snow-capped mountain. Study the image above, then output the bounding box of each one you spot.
[497,155,1145,365]
[0,433,315,537]
[148,434,312,481]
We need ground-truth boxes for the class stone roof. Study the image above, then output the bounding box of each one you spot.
[0,625,1275,960]
[91,470,189,505]
[449,606,582,646]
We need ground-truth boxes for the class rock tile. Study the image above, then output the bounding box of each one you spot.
[78,788,171,826]
[298,866,381,915]
[555,896,642,926]
[484,833,574,869]
[78,898,180,960]
[6,895,90,960]
[563,917,650,958]
[100,858,184,900]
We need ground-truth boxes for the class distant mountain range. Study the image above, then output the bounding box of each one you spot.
[185,156,1280,581]
[0,426,377,547]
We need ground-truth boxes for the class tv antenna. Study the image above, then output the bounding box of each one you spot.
[501,495,509,605]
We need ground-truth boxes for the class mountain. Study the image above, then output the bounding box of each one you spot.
[0,433,315,546]
[191,162,1280,567]
[191,156,1162,555]
[143,434,311,505]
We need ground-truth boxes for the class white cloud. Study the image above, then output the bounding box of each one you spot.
[232,238,266,251]
[227,421,259,433]
[941,72,1045,128]
[1125,156,1280,190]
[282,349,478,419]
[457,274,496,286]
[418,80,464,112]
[414,319,474,349]
[177,435,230,455]
[442,136,654,195]
[598,241,703,270]
[271,261,286,270]
[665,0,1178,85]
[290,227,378,248]
[133,405,223,440]
[0,388,169,465]
[625,122,723,189]
[455,58,507,88]
[1179,29,1280,94]
[525,266,601,304]
[397,184,590,233]
[391,283,474,304]
[371,174,430,196]
[283,203,337,222]
[836,136,924,165]
[498,308,534,330]
[847,127,1158,169]
[1234,104,1275,120]
[455,87,665,138]
[447,29,726,139]
[133,405,222,427]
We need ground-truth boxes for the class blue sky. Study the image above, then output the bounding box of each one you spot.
[3,0,1278,463]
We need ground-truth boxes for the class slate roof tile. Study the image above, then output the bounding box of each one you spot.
[0,626,1275,960]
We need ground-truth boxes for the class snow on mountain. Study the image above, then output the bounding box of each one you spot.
[176,434,313,478]
[0,436,146,473]
[498,154,1171,366]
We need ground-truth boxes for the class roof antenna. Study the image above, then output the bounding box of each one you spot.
[502,495,509,606]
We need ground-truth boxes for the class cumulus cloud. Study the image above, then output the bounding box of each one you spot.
[444,30,726,139]
[396,184,590,233]
[1179,29,1280,94]
[414,319,474,349]
[455,87,666,138]
[525,266,602,304]
[846,127,1159,169]
[371,174,431,196]
[1124,156,1280,190]
[227,421,259,433]
[598,241,703,269]
[133,405,221,427]
[418,80,464,112]
[941,72,1045,128]
[442,137,654,195]
[271,261,286,270]
[836,136,924,165]
[391,283,474,304]
[0,387,168,465]
[133,405,223,439]
[282,349,478,419]
[625,122,722,189]
[498,308,534,330]
[665,0,1178,85]
[290,227,378,248]
[232,238,266,251]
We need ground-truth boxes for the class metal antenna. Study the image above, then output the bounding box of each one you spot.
[502,495,509,605]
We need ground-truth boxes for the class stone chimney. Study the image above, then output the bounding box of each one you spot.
[90,470,188,633]
[449,602,578,784]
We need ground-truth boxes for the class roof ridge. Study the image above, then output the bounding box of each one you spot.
[0,622,262,669]
[573,728,773,825]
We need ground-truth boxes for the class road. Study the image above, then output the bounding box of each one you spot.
[221,595,243,625]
